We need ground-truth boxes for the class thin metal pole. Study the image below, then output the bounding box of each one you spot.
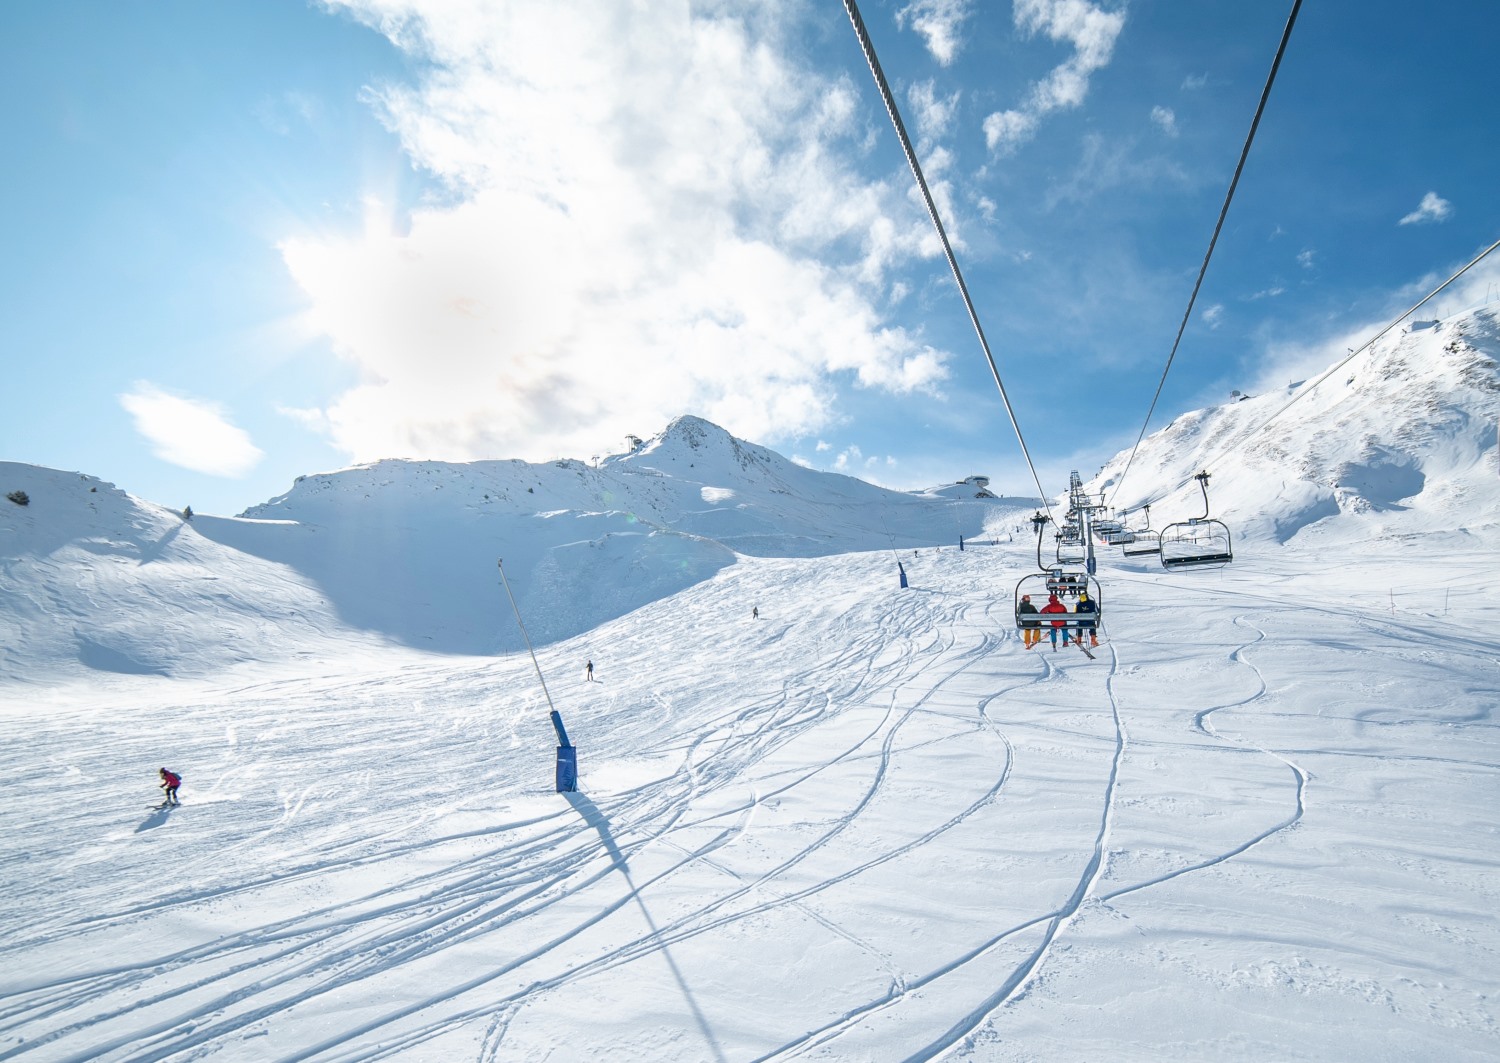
[497,559,559,717]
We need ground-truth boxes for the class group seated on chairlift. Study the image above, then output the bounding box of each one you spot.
[1013,511,1103,635]
[1015,567,1102,635]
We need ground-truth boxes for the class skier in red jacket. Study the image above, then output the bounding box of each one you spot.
[159,767,181,805]
[1040,594,1070,651]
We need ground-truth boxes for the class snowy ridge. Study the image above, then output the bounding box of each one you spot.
[1093,305,1500,549]
[0,465,377,688]
[1,417,1031,680]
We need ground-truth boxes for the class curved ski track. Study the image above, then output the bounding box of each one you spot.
[2,561,1432,1063]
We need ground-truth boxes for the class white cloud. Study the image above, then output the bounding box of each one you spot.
[833,444,864,472]
[908,79,961,142]
[1398,191,1452,226]
[1043,132,1189,208]
[1181,73,1207,91]
[983,0,1126,154]
[288,0,949,466]
[895,0,973,66]
[120,384,264,477]
[1150,105,1178,137]
[1202,304,1225,329]
[1297,249,1316,270]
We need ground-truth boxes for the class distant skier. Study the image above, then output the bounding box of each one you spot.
[158,767,181,805]
[181,506,193,521]
[1074,592,1100,648]
[1040,594,1069,650]
[584,660,594,682]
[752,606,759,620]
[1017,594,1040,648]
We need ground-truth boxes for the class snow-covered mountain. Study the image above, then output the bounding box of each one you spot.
[6,296,1499,687]
[4,331,1500,1061]
[1091,305,1500,550]
[0,417,1032,681]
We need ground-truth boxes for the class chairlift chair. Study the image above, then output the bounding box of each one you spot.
[1015,569,1102,634]
[1120,504,1160,556]
[1158,472,1234,570]
[1055,534,1088,565]
[1014,511,1103,633]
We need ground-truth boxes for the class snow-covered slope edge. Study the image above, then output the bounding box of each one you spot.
[0,465,382,690]
[1092,305,1500,550]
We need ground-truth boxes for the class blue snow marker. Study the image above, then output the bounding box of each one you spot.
[555,744,578,793]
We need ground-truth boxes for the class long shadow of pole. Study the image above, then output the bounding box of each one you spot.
[564,791,727,1063]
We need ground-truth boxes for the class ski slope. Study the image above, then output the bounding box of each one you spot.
[4,309,1500,1060]
[3,538,1497,1061]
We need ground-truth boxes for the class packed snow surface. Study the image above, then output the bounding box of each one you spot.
[3,313,1499,1061]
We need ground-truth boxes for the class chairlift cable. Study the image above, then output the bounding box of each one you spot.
[1108,0,1303,510]
[843,0,1054,523]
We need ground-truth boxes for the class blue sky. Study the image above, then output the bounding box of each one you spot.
[4,0,1499,516]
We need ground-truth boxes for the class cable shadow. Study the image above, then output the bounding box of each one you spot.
[564,791,726,1063]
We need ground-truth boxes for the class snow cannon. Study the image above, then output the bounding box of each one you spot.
[550,710,578,793]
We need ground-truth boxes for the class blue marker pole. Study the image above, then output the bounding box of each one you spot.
[498,559,578,793]
[550,710,578,792]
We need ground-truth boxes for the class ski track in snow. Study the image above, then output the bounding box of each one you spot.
[1097,614,1310,905]
[3,545,1500,1060]
[300,598,1024,1063]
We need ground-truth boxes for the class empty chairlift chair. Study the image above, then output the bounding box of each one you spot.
[1120,504,1161,557]
[1055,524,1087,565]
[1158,472,1234,570]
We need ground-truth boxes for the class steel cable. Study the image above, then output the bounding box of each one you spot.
[1107,0,1303,509]
[844,0,1055,521]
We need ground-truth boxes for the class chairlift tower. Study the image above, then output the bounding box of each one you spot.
[1066,471,1101,575]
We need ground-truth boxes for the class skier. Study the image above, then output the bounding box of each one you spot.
[158,767,181,805]
[584,660,594,682]
[1017,594,1040,648]
[1074,592,1100,648]
[1040,594,1069,650]
[752,606,759,620]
